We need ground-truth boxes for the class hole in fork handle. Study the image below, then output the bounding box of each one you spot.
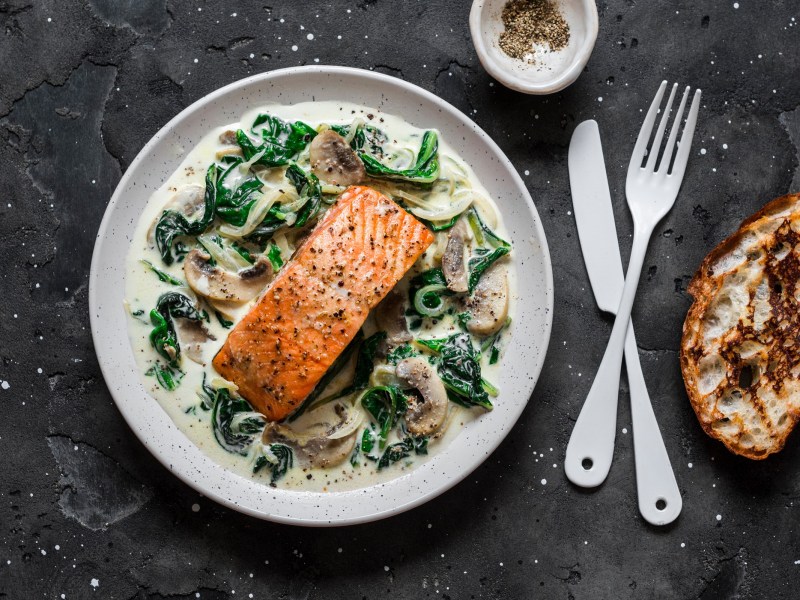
[581,457,593,470]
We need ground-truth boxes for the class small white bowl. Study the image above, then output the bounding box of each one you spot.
[470,0,599,94]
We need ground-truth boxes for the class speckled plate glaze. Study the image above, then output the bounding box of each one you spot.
[89,66,553,526]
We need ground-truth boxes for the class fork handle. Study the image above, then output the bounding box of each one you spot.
[565,226,651,487]
[625,322,682,525]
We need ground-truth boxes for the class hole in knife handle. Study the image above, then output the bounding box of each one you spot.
[655,498,667,511]
[581,458,593,470]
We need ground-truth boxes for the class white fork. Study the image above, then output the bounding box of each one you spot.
[565,81,701,487]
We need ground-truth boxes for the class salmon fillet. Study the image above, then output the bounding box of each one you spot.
[212,185,435,421]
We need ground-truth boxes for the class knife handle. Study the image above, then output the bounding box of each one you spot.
[565,228,649,487]
[624,323,682,525]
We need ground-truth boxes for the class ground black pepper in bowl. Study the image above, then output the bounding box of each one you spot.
[498,0,571,63]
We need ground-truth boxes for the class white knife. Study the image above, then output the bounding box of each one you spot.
[565,120,682,525]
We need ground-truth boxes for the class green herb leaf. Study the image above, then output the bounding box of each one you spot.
[359,130,440,184]
[466,207,511,249]
[254,444,293,484]
[267,243,283,271]
[349,440,361,467]
[468,246,510,293]
[140,259,184,285]
[155,164,218,265]
[422,214,460,232]
[285,163,323,228]
[215,311,234,329]
[360,428,375,454]
[481,317,511,365]
[205,383,265,455]
[231,242,254,263]
[145,362,184,391]
[245,205,287,244]
[236,114,317,168]
[215,170,264,227]
[387,344,416,365]
[148,292,205,367]
[360,386,407,449]
[418,333,493,410]
[376,434,429,470]
[330,122,388,154]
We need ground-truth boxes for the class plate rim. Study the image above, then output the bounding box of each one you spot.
[89,65,554,526]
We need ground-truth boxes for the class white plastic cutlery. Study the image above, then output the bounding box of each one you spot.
[565,81,701,489]
[566,120,682,525]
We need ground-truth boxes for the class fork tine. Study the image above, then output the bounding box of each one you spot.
[669,89,702,181]
[628,80,668,174]
[645,83,678,172]
[658,86,690,175]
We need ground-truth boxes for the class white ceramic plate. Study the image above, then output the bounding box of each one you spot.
[90,66,553,526]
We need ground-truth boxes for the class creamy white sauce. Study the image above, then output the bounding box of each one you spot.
[124,101,516,492]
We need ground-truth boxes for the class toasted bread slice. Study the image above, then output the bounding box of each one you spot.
[681,193,800,459]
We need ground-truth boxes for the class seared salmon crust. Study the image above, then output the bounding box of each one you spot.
[213,185,435,421]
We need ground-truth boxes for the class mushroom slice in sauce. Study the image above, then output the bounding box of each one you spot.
[184,249,273,303]
[219,129,238,145]
[261,401,361,468]
[175,319,215,365]
[309,129,366,186]
[396,357,448,437]
[375,291,412,344]
[465,263,509,336]
[441,218,469,293]
[216,129,243,160]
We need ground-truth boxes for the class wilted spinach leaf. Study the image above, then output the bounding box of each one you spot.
[148,292,204,367]
[205,383,265,456]
[254,444,293,484]
[376,434,429,470]
[236,114,316,168]
[468,246,510,293]
[387,344,416,365]
[417,333,493,410]
[360,386,407,449]
[155,164,218,265]
[359,130,440,184]
[140,259,184,285]
[145,362,184,391]
[333,331,387,399]
[266,243,283,271]
[285,163,322,227]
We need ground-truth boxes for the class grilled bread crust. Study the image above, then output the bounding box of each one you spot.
[681,194,800,459]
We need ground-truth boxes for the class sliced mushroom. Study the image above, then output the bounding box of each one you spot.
[219,129,238,145]
[375,291,412,344]
[184,249,273,303]
[465,263,509,336]
[441,218,469,293]
[175,319,216,365]
[262,401,360,468]
[309,129,366,186]
[396,357,448,437]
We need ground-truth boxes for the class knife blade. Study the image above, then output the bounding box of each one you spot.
[566,119,681,525]
[568,120,624,311]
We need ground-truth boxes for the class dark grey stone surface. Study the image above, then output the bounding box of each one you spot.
[1,1,799,598]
